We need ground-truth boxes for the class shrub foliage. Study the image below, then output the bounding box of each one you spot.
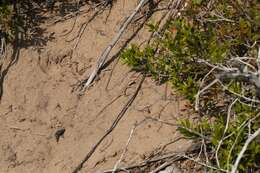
[121,0,260,172]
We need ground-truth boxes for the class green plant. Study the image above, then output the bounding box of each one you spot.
[0,3,14,40]
[120,0,260,172]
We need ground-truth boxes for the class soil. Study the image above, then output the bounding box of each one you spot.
[0,1,192,173]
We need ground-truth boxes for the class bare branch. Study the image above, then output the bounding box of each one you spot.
[215,99,238,168]
[112,124,136,173]
[82,0,149,91]
[231,128,260,173]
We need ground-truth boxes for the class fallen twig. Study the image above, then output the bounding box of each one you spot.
[148,161,173,173]
[102,154,182,173]
[102,145,201,173]
[180,154,228,172]
[72,75,145,173]
[112,124,137,173]
[81,0,149,91]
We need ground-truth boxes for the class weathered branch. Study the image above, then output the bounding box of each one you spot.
[231,128,260,173]
[81,0,149,91]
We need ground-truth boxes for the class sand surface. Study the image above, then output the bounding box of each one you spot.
[0,1,191,172]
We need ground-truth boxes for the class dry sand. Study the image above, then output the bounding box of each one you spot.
[0,1,192,172]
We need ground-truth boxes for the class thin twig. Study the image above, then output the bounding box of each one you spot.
[215,98,238,168]
[60,0,82,36]
[148,161,173,173]
[72,75,145,173]
[102,149,198,173]
[225,113,260,170]
[105,57,120,90]
[82,0,149,90]
[145,116,209,140]
[112,124,137,173]
[195,78,219,111]
[180,154,228,172]
[71,9,101,53]
[230,128,260,173]
[219,82,260,104]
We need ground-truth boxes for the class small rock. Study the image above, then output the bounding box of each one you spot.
[55,128,66,142]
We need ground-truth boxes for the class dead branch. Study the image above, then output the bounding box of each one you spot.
[102,154,181,173]
[231,128,260,173]
[72,75,145,173]
[81,0,149,91]
[196,50,260,111]
[217,71,260,89]
[102,144,201,173]
[180,154,228,172]
[111,124,137,173]
[195,78,219,111]
[215,98,238,168]
[148,161,173,173]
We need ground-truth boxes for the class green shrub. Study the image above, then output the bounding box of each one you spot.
[0,3,14,40]
[120,0,260,172]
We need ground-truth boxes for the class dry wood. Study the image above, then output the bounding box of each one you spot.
[231,128,260,173]
[111,124,136,173]
[81,0,149,90]
[102,154,182,173]
[148,161,173,173]
[102,145,201,173]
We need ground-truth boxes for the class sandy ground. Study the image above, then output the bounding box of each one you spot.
[0,1,192,172]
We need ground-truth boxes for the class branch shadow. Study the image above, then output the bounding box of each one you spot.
[0,32,21,101]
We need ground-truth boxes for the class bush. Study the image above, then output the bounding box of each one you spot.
[0,2,15,41]
[120,0,260,172]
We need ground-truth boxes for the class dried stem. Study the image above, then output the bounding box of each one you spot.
[82,0,149,90]
[231,128,260,173]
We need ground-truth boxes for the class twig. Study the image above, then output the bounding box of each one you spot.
[102,152,188,173]
[88,94,123,125]
[230,128,260,173]
[148,161,173,173]
[180,154,228,172]
[215,98,238,168]
[105,57,120,90]
[145,116,209,140]
[112,124,137,173]
[226,122,246,169]
[219,82,260,104]
[202,138,209,164]
[60,0,82,36]
[72,75,145,173]
[257,47,260,71]
[102,140,202,173]
[146,0,180,43]
[230,57,257,72]
[226,113,260,169]
[71,9,101,53]
[81,0,149,90]
[195,78,219,111]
